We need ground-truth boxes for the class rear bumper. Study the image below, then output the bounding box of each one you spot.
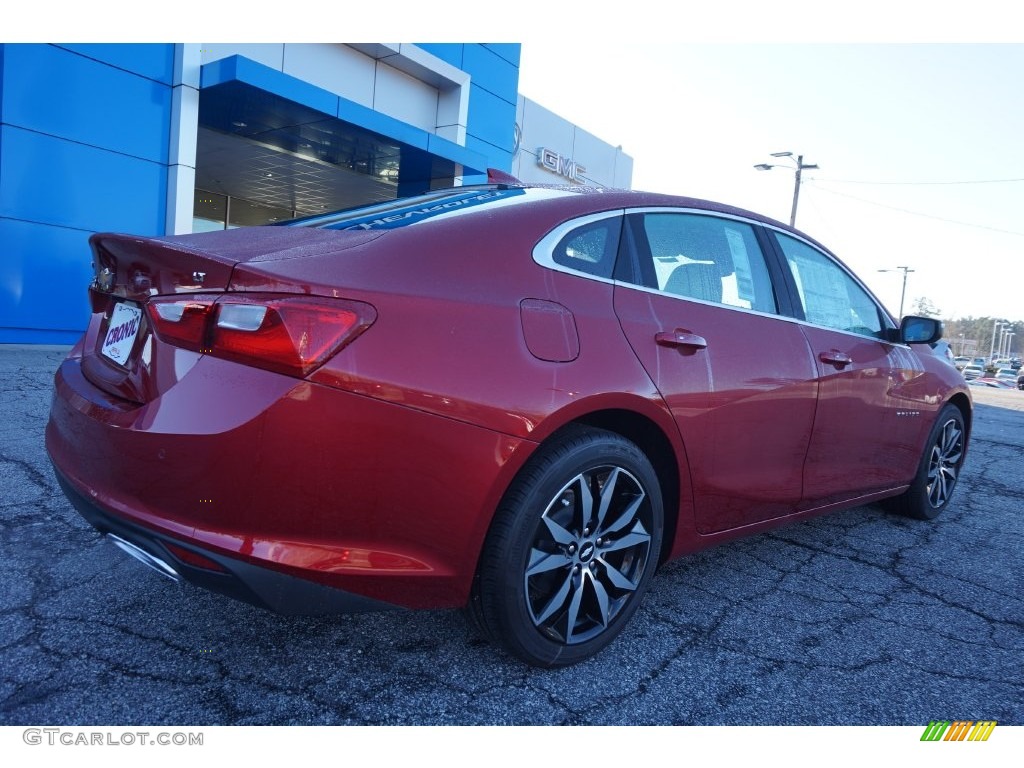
[46,354,532,611]
[54,467,393,615]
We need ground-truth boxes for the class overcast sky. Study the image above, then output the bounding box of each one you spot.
[518,42,1024,323]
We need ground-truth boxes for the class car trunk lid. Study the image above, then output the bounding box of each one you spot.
[81,228,383,403]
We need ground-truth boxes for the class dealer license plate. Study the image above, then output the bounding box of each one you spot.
[100,303,143,366]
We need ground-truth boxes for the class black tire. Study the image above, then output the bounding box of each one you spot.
[468,426,663,667]
[885,403,966,520]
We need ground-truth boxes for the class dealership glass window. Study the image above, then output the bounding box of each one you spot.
[632,213,777,313]
[193,190,227,232]
[193,189,297,232]
[774,233,885,338]
[228,199,295,228]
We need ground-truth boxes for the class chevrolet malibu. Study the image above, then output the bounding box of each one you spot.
[47,178,971,667]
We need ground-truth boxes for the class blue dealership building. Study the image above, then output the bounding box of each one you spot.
[0,43,632,344]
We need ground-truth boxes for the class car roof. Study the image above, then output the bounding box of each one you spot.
[288,181,819,246]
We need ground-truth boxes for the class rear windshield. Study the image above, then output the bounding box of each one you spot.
[283,186,573,231]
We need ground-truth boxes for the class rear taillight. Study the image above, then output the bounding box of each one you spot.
[150,299,216,350]
[146,293,375,377]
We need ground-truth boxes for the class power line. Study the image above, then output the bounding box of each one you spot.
[806,182,1024,237]
[814,176,1024,186]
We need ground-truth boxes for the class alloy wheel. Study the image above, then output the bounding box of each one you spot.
[524,465,653,645]
[926,417,964,508]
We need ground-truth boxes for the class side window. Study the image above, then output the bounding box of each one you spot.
[774,233,884,338]
[631,213,777,313]
[551,216,622,279]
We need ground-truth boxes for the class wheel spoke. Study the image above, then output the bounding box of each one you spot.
[601,523,651,554]
[940,421,963,461]
[533,569,574,625]
[940,467,957,496]
[526,547,569,577]
[930,465,950,505]
[602,492,645,536]
[563,575,586,643]
[594,467,621,529]
[590,573,610,627]
[941,423,962,452]
[543,515,576,546]
[577,475,594,529]
[597,557,638,591]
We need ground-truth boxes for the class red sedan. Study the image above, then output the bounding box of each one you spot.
[47,179,971,666]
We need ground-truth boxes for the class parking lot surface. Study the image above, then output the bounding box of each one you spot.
[1,347,1021,725]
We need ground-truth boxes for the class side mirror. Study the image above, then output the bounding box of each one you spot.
[901,315,943,345]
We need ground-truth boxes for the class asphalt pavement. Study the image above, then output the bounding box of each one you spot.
[1,347,1021,725]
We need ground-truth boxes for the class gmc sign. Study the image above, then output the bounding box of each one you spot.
[538,148,587,184]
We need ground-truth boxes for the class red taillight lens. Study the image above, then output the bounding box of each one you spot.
[211,296,372,376]
[146,294,375,377]
[147,299,216,351]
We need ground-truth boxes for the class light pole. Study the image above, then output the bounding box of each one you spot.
[754,151,819,227]
[989,319,1006,361]
[877,266,915,319]
[958,333,965,356]
[1005,331,1015,359]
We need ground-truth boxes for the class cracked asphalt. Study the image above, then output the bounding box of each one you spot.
[1,346,1021,725]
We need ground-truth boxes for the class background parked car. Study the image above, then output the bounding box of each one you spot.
[970,377,1015,389]
[962,364,985,380]
[930,340,956,366]
[995,368,1018,384]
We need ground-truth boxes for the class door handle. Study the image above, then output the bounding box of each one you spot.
[655,331,708,350]
[819,350,852,369]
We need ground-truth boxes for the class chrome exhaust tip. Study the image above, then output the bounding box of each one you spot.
[107,534,181,582]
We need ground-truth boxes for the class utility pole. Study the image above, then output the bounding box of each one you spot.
[754,152,820,227]
[877,266,915,319]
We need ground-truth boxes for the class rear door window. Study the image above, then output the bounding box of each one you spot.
[628,212,778,314]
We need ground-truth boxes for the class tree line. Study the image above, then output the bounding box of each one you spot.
[910,298,1021,359]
